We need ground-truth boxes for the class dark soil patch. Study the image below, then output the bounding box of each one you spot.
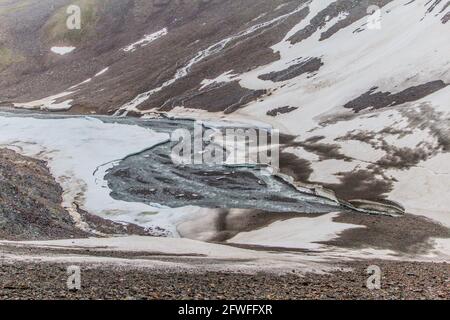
[322,212,450,254]
[321,169,394,201]
[258,57,323,82]
[344,81,448,113]
[267,106,298,116]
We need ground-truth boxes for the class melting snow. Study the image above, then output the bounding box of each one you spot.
[13,92,74,111]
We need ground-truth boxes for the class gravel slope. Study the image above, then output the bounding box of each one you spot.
[0,148,88,240]
[0,260,448,300]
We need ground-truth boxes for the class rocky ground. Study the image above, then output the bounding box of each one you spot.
[0,260,448,300]
[0,148,89,240]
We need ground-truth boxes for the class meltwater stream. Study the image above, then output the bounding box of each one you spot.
[0,110,342,235]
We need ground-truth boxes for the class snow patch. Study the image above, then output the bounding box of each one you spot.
[95,67,109,77]
[386,153,450,228]
[69,67,110,90]
[51,46,76,55]
[228,213,362,250]
[200,71,238,90]
[13,92,74,111]
[123,28,168,53]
